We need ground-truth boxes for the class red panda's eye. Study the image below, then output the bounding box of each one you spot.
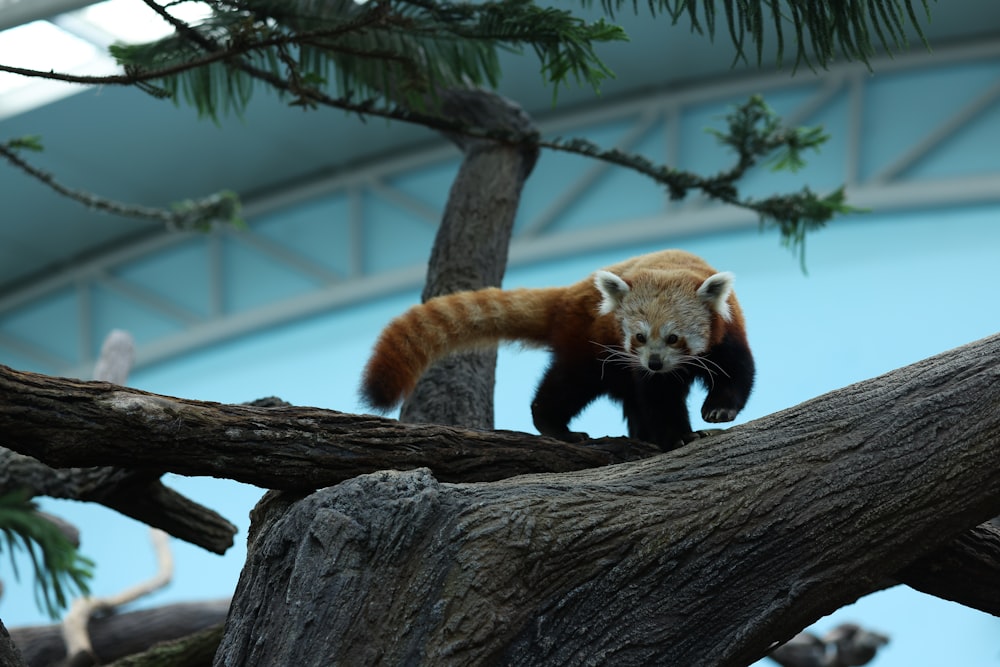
[666,334,679,345]
[634,333,646,344]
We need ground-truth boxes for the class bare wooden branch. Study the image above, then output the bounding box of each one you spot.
[0,364,660,490]
[61,530,174,664]
[0,336,1000,664]
[894,520,1000,615]
[91,329,136,385]
[104,622,224,667]
[0,451,235,555]
[9,601,229,667]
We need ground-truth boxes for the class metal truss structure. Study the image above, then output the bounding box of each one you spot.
[1,38,999,378]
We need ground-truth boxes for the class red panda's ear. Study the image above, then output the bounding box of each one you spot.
[594,270,630,315]
[697,272,735,321]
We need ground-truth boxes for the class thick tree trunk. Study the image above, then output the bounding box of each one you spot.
[212,334,1000,666]
[400,89,539,429]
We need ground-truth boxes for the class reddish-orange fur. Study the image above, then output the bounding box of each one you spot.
[360,249,748,414]
[362,285,574,409]
[362,249,755,449]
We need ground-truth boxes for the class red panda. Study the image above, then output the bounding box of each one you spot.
[360,249,754,450]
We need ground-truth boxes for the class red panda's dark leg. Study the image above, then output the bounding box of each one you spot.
[699,330,756,423]
[531,357,605,442]
[622,373,694,451]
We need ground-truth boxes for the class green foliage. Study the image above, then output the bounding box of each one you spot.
[109,10,267,119]
[0,490,94,619]
[1,136,244,232]
[5,135,44,152]
[13,1,890,249]
[170,190,246,231]
[543,95,861,265]
[475,0,624,99]
[109,0,626,120]
[108,0,934,122]
[711,96,865,267]
[706,95,828,173]
[598,0,932,69]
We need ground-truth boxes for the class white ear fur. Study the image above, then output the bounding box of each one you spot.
[697,271,735,321]
[594,270,630,315]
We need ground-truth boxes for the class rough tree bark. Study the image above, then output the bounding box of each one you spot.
[212,332,1000,666]
[3,334,998,664]
[0,365,658,489]
[0,452,235,554]
[400,89,539,429]
[0,620,27,667]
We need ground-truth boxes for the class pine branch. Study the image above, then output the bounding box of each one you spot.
[105,2,868,251]
[108,0,625,118]
[0,138,244,231]
[539,95,860,261]
[601,0,933,69]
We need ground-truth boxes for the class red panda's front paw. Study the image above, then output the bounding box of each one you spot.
[536,423,589,441]
[702,406,739,423]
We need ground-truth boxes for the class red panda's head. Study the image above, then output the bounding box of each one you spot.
[594,268,734,373]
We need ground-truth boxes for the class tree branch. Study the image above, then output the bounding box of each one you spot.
[893,520,1000,616]
[8,600,229,667]
[0,452,236,555]
[0,329,236,555]
[1,334,999,626]
[3,54,846,247]
[0,364,660,490]
[767,623,889,667]
[61,529,174,666]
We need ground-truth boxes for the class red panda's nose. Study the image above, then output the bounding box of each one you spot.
[648,355,663,371]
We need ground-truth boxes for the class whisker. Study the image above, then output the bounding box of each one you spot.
[592,341,642,379]
[680,356,714,376]
[672,354,731,391]
[680,358,715,389]
[681,354,730,378]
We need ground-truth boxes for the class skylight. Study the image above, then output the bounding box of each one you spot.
[0,0,212,120]
[77,0,212,44]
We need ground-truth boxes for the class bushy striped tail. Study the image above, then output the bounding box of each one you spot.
[359,287,554,410]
